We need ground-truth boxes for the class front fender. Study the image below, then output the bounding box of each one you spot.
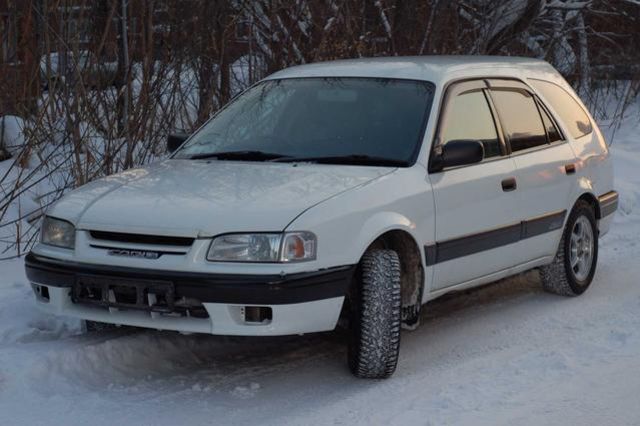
[353,212,422,261]
[286,167,435,270]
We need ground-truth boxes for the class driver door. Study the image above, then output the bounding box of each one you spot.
[428,80,522,289]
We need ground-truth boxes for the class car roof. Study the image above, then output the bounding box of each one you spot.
[265,55,563,86]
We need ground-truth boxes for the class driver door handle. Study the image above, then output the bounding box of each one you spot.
[501,177,517,192]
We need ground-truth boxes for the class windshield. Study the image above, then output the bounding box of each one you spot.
[174,77,434,166]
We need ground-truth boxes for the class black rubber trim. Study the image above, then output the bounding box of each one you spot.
[24,253,355,305]
[425,210,566,266]
[521,210,566,239]
[598,191,618,218]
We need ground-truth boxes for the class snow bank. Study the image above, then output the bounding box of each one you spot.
[601,97,640,224]
[0,259,80,345]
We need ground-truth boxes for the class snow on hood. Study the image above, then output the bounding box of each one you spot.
[47,159,393,237]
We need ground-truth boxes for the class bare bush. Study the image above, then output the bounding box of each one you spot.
[0,0,638,258]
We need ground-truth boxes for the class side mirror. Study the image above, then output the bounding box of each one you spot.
[167,133,188,154]
[431,140,484,172]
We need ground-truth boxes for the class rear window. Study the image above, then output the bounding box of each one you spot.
[529,79,593,139]
[490,89,548,152]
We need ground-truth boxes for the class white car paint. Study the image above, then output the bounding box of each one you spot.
[27,56,616,336]
[429,156,521,289]
[48,160,393,239]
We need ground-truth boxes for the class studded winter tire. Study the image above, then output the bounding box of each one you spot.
[348,249,402,378]
[540,200,598,296]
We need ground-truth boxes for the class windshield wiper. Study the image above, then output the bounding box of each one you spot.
[273,154,409,167]
[188,150,291,161]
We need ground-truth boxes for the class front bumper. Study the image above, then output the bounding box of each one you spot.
[25,253,355,336]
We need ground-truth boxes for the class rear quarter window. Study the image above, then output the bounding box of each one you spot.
[529,79,593,139]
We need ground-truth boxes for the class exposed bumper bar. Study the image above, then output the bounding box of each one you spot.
[598,190,619,218]
[25,252,355,305]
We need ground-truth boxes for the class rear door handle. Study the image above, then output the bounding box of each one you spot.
[565,163,576,175]
[501,177,517,192]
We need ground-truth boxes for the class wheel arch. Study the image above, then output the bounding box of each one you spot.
[576,192,601,219]
[571,176,601,219]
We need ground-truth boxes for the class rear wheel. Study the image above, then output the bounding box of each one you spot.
[540,200,598,296]
[348,249,402,378]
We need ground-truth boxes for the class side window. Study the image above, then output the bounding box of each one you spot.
[490,89,547,153]
[537,100,563,143]
[529,79,593,139]
[441,90,501,159]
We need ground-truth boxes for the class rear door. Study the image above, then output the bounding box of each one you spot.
[487,80,577,261]
[429,80,522,290]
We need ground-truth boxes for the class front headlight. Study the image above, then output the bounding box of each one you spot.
[207,232,316,263]
[41,216,76,249]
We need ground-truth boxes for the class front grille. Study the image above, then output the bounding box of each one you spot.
[89,230,194,247]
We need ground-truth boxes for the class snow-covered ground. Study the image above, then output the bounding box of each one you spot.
[0,107,639,425]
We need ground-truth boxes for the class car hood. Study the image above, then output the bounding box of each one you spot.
[48,159,393,237]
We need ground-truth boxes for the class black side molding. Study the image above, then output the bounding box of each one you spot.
[598,191,618,218]
[424,210,566,266]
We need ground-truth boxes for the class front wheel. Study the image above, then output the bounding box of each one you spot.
[540,200,598,296]
[348,249,402,378]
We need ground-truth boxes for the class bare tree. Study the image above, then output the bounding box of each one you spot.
[0,0,639,258]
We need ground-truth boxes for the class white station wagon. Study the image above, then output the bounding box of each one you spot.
[26,56,618,378]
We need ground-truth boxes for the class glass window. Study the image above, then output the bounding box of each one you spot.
[175,77,435,166]
[441,90,501,159]
[537,100,563,143]
[491,89,547,152]
[529,79,592,139]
